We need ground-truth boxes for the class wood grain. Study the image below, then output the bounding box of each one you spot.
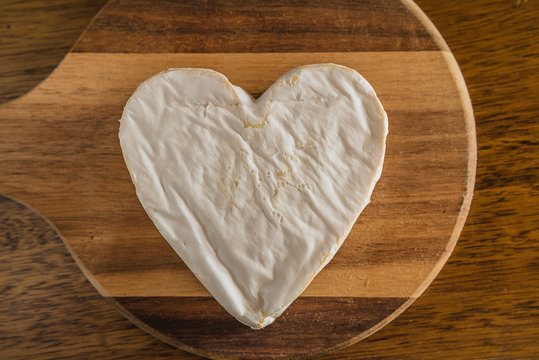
[0,195,196,360]
[72,0,444,53]
[114,296,406,359]
[1,0,537,359]
[0,0,107,104]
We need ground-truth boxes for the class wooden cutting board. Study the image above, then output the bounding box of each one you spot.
[0,0,476,359]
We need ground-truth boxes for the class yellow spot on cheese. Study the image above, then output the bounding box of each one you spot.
[243,116,266,129]
[219,184,229,198]
[320,253,330,265]
[256,311,268,327]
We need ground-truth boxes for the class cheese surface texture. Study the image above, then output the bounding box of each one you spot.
[119,64,388,328]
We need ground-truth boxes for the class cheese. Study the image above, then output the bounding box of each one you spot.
[119,64,388,329]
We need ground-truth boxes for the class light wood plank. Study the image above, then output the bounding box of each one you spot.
[97,262,434,298]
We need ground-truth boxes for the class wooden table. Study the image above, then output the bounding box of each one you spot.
[0,0,537,359]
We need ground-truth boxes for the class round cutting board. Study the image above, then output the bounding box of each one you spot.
[0,0,476,359]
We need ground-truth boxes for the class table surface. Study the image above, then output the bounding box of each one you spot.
[0,0,537,359]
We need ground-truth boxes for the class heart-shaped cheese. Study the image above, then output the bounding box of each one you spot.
[119,64,388,329]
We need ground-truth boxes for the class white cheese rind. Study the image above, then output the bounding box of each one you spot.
[119,64,388,329]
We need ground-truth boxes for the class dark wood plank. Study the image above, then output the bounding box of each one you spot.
[73,0,442,53]
[114,296,407,359]
[0,0,107,104]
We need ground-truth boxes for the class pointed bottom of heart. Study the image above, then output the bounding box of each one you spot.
[112,296,408,359]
